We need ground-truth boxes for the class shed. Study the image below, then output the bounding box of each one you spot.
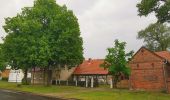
[129,47,170,92]
[72,59,109,88]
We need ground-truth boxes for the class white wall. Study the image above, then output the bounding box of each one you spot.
[8,69,24,83]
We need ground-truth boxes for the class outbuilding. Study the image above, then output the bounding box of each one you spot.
[72,59,110,88]
[129,47,170,92]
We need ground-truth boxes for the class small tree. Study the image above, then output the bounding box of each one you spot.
[101,39,133,88]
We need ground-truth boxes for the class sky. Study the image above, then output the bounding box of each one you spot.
[0,0,157,59]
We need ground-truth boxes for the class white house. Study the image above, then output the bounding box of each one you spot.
[8,69,24,83]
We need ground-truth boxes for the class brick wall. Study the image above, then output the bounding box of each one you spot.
[129,48,166,91]
[117,80,129,89]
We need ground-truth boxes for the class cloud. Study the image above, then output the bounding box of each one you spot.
[0,0,156,59]
[0,0,34,38]
[71,0,157,58]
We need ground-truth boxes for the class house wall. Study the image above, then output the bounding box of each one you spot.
[52,67,76,81]
[165,64,170,93]
[31,71,45,84]
[130,62,165,91]
[8,69,24,83]
[2,69,10,78]
[31,67,76,84]
[129,48,166,91]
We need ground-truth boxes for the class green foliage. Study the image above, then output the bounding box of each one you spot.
[137,23,170,51]
[2,77,8,81]
[2,80,170,100]
[137,0,170,23]
[137,1,170,51]
[2,0,84,84]
[2,0,83,67]
[0,44,7,71]
[101,39,133,88]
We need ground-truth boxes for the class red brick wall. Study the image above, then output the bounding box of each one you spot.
[130,48,162,63]
[167,78,170,93]
[129,48,166,91]
[166,65,170,93]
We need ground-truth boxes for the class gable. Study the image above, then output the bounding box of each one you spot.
[129,47,164,64]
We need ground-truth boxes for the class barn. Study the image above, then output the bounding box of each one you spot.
[129,47,170,92]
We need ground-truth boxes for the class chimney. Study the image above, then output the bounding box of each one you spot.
[88,58,92,64]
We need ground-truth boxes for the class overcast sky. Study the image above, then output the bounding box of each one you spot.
[0,0,157,59]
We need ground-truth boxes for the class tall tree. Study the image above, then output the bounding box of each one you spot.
[2,0,84,85]
[137,0,170,23]
[137,23,170,51]
[101,39,133,88]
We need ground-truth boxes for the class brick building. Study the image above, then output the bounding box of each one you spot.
[129,47,170,92]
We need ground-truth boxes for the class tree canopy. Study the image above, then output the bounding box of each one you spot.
[2,0,84,84]
[137,0,170,23]
[0,44,6,71]
[137,23,170,51]
[101,39,133,88]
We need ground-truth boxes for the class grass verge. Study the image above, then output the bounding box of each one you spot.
[0,81,170,100]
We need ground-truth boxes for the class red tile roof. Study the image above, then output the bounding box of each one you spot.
[155,51,170,61]
[73,59,108,75]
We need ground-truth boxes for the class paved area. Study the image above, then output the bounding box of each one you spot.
[0,89,65,100]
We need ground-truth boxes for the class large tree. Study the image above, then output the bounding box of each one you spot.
[101,39,133,88]
[0,44,6,71]
[137,23,170,51]
[137,0,170,23]
[2,0,84,85]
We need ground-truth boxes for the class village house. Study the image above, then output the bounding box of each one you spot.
[1,65,11,79]
[0,65,30,83]
[31,67,76,84]
[1,69,10,79]
[129,47,170,92]
[32,59,108,87]
[31,59,129,88]
[31,59,108,86]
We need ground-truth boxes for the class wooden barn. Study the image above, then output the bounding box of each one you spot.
[129,47,170,92]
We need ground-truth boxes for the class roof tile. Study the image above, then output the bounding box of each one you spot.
[155,51,170,61]
[73,59,108,75]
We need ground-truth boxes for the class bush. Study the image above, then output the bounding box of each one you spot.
[17,84,22,87]
[2,77,8,81]
[22,78,31,85]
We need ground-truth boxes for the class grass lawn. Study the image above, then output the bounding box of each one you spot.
[0,81,170,100]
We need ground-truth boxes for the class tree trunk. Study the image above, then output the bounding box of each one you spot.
[43,68,46,86]
[46,66,52,86]
[23,68,28,85]
[32,67,35,85]
[113,75,119,88]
